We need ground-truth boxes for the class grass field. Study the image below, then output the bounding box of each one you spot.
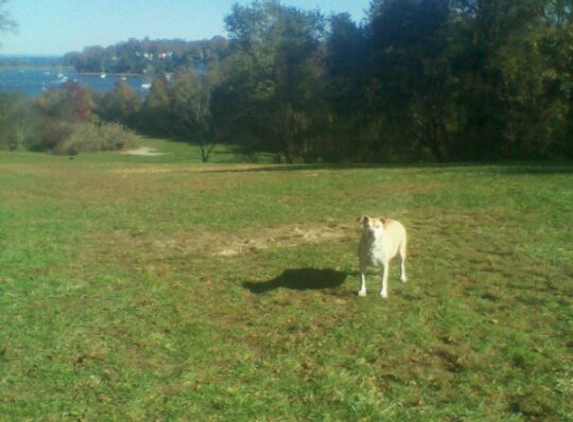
[0,140,572,421]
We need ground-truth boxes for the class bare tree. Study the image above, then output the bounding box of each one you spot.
[170,70,218,163]
[0,0,16,39]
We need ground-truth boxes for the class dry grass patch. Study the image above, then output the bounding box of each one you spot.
[81,221,358,266]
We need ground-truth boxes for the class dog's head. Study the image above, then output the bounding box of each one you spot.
[357,215,386,239]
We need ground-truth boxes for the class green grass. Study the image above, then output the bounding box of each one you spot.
[0,141,572,421]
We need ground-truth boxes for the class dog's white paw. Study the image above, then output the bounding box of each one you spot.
[401,275,407,283]
[358,289,367,297]
[380,290,388,298]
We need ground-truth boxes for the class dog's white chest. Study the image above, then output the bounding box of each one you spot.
[366,242,386,266]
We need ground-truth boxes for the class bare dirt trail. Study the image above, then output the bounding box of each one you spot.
[121,146,164,156]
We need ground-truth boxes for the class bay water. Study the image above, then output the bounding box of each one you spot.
[0,67,151,98]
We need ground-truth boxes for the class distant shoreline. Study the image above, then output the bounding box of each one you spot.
[0,66,146,77]
[0,54,62,58]
[0,65,69,71]
[74,72,146,77]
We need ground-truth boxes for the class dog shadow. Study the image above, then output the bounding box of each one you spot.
[243,268,347,294]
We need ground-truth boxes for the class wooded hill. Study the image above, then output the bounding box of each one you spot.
[62,37,229,75]
[4,0,573,163]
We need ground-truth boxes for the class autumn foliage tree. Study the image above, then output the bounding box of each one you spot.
[31,81,96,151]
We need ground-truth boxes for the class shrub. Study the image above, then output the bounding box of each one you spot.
[52,122,139,155]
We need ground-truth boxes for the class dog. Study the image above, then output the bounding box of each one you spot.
[357,216,407,298]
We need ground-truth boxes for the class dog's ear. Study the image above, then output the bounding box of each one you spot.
[357,215,369,224]
[379,217,387,225]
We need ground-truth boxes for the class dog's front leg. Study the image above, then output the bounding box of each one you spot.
[380,262,389,298]
[358,267,367,297]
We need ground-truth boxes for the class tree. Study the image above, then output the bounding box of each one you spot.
[448,0,568,159]
[0,93,17,149]
[538,0,573,157]
[0,0,15,39]
[139,74,172,135]
[34,81,95,122]
[362,0,572,161]
[0,0,13,149]
[0,93,42,152]
[367,0,456,161]
[30,81,96,151]
[222,0,325,162]
[98,80,141,127]
[169,70,219,163]
[323,13,369,160]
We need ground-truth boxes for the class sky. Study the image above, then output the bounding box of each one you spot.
[1,0,372,56]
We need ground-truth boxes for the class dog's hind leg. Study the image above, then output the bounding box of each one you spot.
[399,238,407,283]
[399,254,407,283]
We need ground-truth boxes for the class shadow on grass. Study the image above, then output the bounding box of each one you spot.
[243,268,347,294]
[496,163,573,175]
[202,163,401,174]
[201,161,573,174]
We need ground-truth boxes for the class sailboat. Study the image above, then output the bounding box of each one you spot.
[56,65,68,83]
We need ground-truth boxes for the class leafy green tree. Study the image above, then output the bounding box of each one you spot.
[98,80,142,127]
[222,0,325,162]
[323,13,369,160]
[538,0,573,157]
[449,0,567,159]
[367,0,455,161]
[0,0,19,149]
[0,93,17,149]
[139,75,172,135]
[0,93,42,151]
[362,0,573,161]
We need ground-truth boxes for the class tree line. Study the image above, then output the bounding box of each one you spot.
[63,37,229,75]
[2,0,573,162]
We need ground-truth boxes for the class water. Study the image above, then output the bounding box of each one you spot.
[0,68,152,98]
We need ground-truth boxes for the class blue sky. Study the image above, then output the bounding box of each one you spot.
[1,0,371,56]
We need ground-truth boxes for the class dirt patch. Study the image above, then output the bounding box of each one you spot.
[84,221,359,267]
[121,147,164,156]
[211,222,357,257]
[111,163,273,175]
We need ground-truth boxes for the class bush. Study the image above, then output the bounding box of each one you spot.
[0,93,41,151]
[52,122,139,155]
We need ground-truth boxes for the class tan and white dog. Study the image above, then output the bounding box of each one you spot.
[357,216,407,298]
